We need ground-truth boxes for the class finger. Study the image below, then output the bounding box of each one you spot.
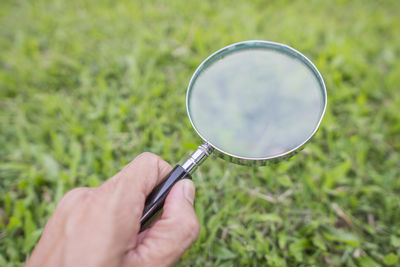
[94,152,173,241]
[100,152,172,212]
[124,179,200,267]
[107,152,173,194]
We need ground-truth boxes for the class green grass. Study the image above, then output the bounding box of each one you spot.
[1,0,400,266]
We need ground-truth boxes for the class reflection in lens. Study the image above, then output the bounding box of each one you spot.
[188,45,325,159]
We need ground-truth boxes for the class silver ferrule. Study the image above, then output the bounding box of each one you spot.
[181,143,214,173]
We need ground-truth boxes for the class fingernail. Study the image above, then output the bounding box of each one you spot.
[183,179,195,205]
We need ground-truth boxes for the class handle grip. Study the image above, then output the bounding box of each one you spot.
[140,165,191,231]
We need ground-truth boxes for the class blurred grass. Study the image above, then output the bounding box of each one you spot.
[1,0,400,266]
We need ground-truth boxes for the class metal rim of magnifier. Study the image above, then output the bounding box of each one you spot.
[186,40,327,166]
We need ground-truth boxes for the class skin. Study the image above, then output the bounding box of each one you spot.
[26,152,200,267]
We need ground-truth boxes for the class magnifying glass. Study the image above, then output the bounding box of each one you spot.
[140,40,327,230]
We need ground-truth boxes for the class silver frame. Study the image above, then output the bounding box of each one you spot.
[185,40,327,166]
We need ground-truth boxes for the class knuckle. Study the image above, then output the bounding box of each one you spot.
[137,152,160,162]
[58,187,90,210]
[128,152,164,173]
[120,152,158,178]
[62,187,88,201]
[135,152,172,175]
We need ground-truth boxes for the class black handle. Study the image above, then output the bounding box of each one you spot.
[140,165,191,231]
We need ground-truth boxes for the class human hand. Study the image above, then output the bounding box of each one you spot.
[26,152,200,267]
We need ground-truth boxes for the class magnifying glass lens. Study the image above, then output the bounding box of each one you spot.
[188,46,325,159]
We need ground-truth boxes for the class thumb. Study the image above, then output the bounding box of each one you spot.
[124,179,200,267]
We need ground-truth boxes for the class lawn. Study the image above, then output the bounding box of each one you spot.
[1,0,400,266]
